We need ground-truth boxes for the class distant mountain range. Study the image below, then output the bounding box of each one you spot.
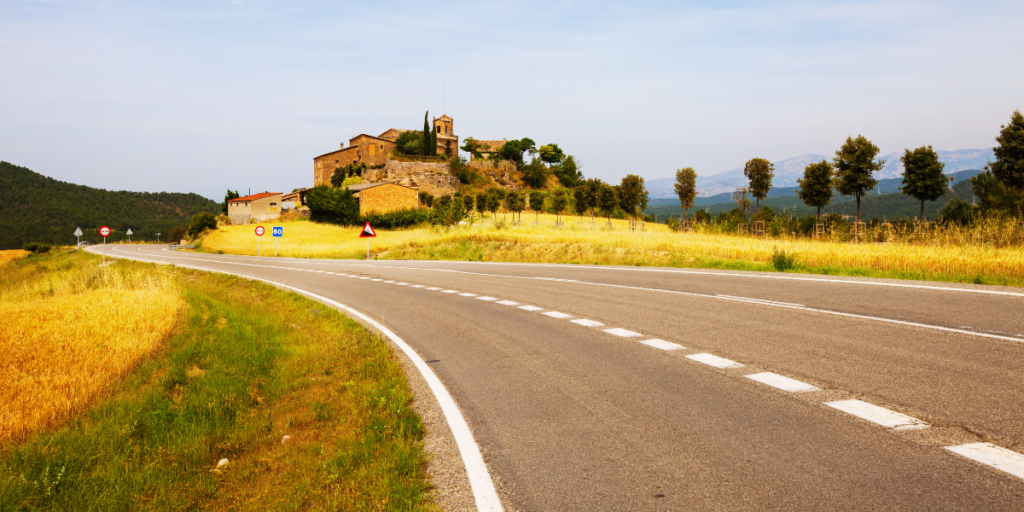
[646,148,995,198]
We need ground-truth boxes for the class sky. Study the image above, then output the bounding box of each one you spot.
[2,1,1022,201]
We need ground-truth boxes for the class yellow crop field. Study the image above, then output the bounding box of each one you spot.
[200,215,1024,286]
[0,253,185,441]
[0,250,30,267]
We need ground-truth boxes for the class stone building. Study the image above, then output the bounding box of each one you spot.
[469,139,509,161]
[344,183,419,215]
[227,192,282,224]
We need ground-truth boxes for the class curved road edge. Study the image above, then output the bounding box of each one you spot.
[88,246,503,511]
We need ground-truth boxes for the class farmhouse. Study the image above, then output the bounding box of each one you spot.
[344,183,419,216]
[227,192,282,225]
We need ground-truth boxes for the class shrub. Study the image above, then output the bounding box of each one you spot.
[306,185,360,225]
[22,243,51,253]
[187,212,218,238]
[168,226,188,243]
[666,217,682,231]
[771,247,796,271]
[360,208,431,229]
[418,191,434,208]
[694,209,711,224]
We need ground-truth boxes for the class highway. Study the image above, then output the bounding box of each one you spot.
[91,245,1024,511]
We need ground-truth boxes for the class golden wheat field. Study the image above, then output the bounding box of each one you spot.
[0,249,30,266]
[200,215,1024,285]
[0,252,185,441]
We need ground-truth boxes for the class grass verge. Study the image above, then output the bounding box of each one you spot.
[0,250,436,511]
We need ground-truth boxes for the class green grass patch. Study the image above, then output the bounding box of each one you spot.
[0,255,437,511]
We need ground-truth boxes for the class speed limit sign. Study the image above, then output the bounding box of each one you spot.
[99,226,111,237]
[255,226,265,236]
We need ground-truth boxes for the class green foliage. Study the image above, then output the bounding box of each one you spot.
[341,176,363,186]
[505,190,526,219]
[618,174,648,218]
[394,131,422,155]
[550,189,569,217]
[305,186,360,225]
[538,144,565,166]
[450,156,485,185]
[360,208,431,229]
[797,160,835,219]
[520,158,550,188]
[186,212,218,238]
[528,190,548,212]
[0,162,220,248]
[939,197,976,226]
[460,137,484,159]
[168,226,187,243]
[330,162,368,186]
[597,182,619,219]
[971,170,1020,213]
[674,167,698,218]
[22,242,52,253]
[485,188,505,214]
[732,187,752,216]
[901,145,949,220]
[771,247,796,272]
[988,109,1024,192]
[834,135,885,221]
[422,112,432,157]
[552,154,582,188]
[430,194,466,226]
[222,190,240,215]
[418,191,434,208]
[694,209,712,223]
[743,158,775,210]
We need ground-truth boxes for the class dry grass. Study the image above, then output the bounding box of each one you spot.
[0,251,185,441]
[200,214,1024,286]
[0,250,30,267]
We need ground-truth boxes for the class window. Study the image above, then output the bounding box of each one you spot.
[435,126,439,133]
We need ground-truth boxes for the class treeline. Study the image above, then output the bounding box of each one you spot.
[0,162,221,249]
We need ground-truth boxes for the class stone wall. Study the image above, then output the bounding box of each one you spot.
[364,160,460,196]
[358,184,419,215]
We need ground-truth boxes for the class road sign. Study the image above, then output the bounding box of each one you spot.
[74,227,83,247]
[272,226,283,237]
[126,228,133,244]
[99,226,110,264]
[74,227,83,237]
[99,226,111,237]
[254,225,265,256]
[255,226,265,236]
[360,222,376,238]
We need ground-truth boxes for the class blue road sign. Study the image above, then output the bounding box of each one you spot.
[272,226,283,237]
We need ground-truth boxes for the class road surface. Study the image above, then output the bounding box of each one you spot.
[91,245,1024,511]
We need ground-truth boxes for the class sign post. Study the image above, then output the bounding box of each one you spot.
[156,233,161,244]
[74,227,83,246]
[272,226,283,256]
[359,222,376,259]
[99,226,111,263]
[126,228,133,244]
[255,225,265,256]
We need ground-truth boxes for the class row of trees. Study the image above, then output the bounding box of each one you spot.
[461,137,583,188]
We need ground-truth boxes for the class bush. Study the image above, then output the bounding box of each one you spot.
[940,197,976,226]
[430,194,466,227]
[169,226,188,243]
[306,185,360,225]
[22,242,51,253]
[187,212,218,238]
[418,191,435,208]
[666,216,682,231]
[771,247,796,271]
[694,209,711,224]
[361,208,431,229]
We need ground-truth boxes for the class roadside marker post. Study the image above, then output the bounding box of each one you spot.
[359,222,376,259]
[74,227,83,246]
[255,225,265,256]
[272,226,283,256]
[99,226,111,263]
[126,228,133,244]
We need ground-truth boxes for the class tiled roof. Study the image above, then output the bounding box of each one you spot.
[229,192,282,202]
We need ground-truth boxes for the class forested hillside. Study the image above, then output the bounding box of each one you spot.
[0,161,220,249]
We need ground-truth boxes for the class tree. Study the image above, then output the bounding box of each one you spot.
[506,190,526,222]
[486,189,502,217]
[572,186,588,218]
[222,190,240,214]
[553,155,582,187]
[597,182,619,221]
[673,168,698,220]
[618,174,649,219]
[539,144,565,166]
[732,187,751,217]
[579,178,601,220]
[940,197,975,226]
[461,137,484,159]
[187,212,218,238]
[422,112,432,156]
[306,185,360,225]
[743,158,774,212]
[988,109,1024,204]
[971,171,1019,213]
[395,130,422,155]
[520,157,550,188]
[900,145,949,222]
[797,160,834,220]
[519,138,537,158]
[551,189,569,222]
[464,193,476,214]
[497,140,523,163]
[834,135,885,223]
[528,190,547,221]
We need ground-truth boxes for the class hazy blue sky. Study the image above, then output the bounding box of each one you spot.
[2,1,1022,200]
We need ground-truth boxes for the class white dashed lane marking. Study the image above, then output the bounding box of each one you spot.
[946,443,1024,480]
[746,372,819,392]
[543,311,573,319]
[442,289,459,293]
[396,282,409,285]
[571,319,605,327]
[826,399,928,430]
[604,328,642,338]
[426,287,441,290]
[496,300,519,306]
[477,296,498,301]
[519,305,544,311]
[460,292,478,297]
[686,353,744,369]
[639,338,684,351]
[411,284,425,288]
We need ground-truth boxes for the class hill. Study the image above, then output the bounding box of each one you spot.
[0,161,220,249]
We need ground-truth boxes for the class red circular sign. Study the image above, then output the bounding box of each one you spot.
[255,226,265,236]
[99,226,111,237]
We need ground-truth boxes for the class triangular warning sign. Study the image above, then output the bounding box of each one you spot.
[359,222,376,238]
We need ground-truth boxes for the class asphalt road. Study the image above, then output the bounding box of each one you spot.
[93,245,1024,511]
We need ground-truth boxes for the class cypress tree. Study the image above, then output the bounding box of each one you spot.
[422,111,431,156]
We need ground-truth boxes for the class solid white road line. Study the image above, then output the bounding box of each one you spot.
[496,300,519,306]
[686,353,744,369]
[946,443,1024,480]
[477,296,498,301]
[89,247,504,511]
[543,311,573,319]
[518,305,543,311]
[826,399,928,430]
[716,294,805,308]
[460,292,478,297]
[639,338,684,351]
[571,319,605,327]
[745,372,819,392]
[604,328,642,338]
